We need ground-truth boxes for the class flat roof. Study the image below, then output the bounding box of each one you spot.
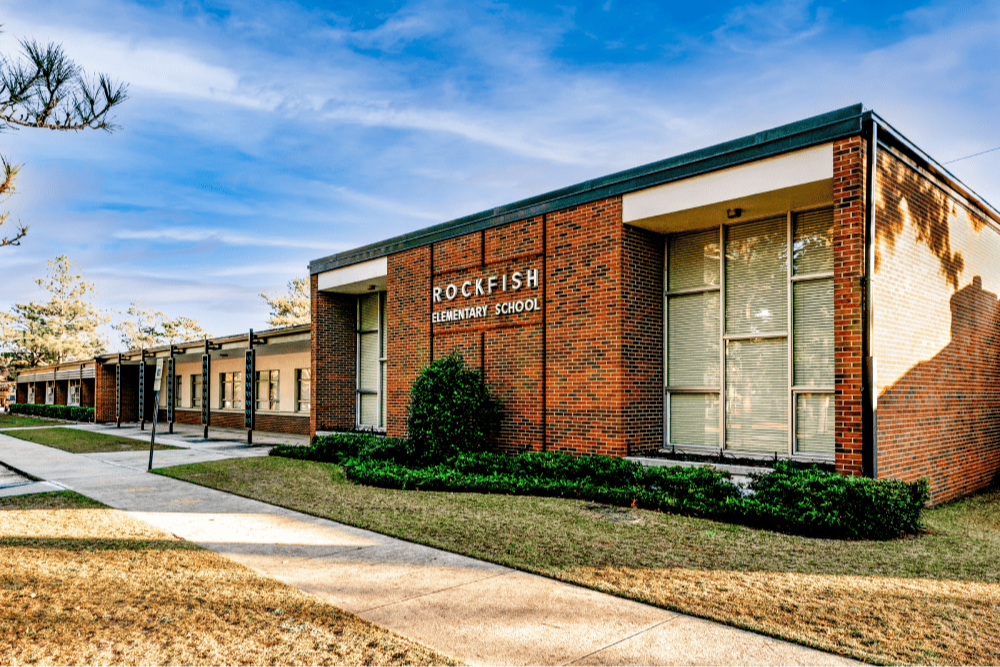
[309,104,1000,275]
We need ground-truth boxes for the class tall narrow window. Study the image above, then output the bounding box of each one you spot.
[220,372,242,409]
[666,229,721,448]
[357,291,386,430]
[191,375,201,408]
[68,380,81,406]
[255,370,280,411]
[792,208,835,455]
[296,369,310,412]
[725,216,789,454]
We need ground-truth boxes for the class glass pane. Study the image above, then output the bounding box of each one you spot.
[668,292,720,387]
[793,279,834,387]
[793,208,834,275]
[726,216,787,335]
[359,393,379,427]
[380,292,387,356]
[668,229,720,291]
[380,361,387,429]
[359,293,379,331]
[726,339,788,453]
[796,394,834,455]
[359,332,379,391]
[670,393,720,447]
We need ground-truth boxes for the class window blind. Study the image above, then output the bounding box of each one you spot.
[725,339,788,453]
[668,229,720,291]
[359,333,379,392]
[670,393,720,447]
[726,216,787,335]
[668,292,720,388]
[793,279,834,387]
[793,208,834,275]
[359,293,379,331]
[796,393,834,454]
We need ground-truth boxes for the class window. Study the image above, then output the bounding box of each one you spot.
[255,370,280,411]
[173,375,182,408]
[68,380,81,406]
[296,369,310,412]
[191,374,201,408]
[45,382,54,405]
[219,372,242,409]
[357,291,386,429]
[665,207,834,459]
[27,385,35,404]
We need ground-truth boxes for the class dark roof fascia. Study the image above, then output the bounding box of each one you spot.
[310,104,865,274]
[868,111,1000,226]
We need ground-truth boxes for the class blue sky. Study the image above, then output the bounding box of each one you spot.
[1,0,998,347]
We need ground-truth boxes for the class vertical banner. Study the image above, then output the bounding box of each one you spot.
[138,362,145,424]
[201,354,210,425]
[166,357,175,427]
[244,349,255,430]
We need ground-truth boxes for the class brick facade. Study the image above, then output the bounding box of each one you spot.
[873,147,1000,503]
[387,245,432,437]
[311,275,357,433]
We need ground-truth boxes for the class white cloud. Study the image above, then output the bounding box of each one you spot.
[112,227,351,252]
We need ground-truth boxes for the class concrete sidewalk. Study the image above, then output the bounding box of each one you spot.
[0,432,855,666]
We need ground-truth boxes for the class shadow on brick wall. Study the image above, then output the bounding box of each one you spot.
[877,276,1000,502]
[876,155,988,289]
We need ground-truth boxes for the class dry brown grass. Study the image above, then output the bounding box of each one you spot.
[160,457,1000,665]
[0,492,456,666]
[562,567,1000,665]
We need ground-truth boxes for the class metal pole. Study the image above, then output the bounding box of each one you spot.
[246,329,255,445]
[139,348,146,431]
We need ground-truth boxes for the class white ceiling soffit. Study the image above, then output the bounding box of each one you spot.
[317,256,388,294]
[623,143,834,233]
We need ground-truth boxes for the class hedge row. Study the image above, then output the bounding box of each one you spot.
[272,433,929,540]
[9,403,94,422]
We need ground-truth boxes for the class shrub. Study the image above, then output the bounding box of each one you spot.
[9,403,94,422]
[270,432,411,465]
[406,352,499,462]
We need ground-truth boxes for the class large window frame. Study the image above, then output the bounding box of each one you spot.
[356,291,387,431]
[219,371,242,410]
[664,206,835,461]
[296,369,310,413]
[255,369,280,411]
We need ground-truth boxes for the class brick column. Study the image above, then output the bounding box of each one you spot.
[833,136,867,476]
[311,274,357,435]
[386,246,432,438]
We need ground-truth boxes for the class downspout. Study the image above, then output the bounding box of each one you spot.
[863,118,879,478]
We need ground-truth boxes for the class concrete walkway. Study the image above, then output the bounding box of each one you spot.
[0,430,855,666]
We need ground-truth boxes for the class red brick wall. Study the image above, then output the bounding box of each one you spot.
[874,147,1000,503]
[386,245,432,437]
[545,198,625,456]
[81,377,95,408]
[55,380,67,406]
[833,136,866,476]
[311,275,356,433]
[170,409,310,435]
[622,224,664,455]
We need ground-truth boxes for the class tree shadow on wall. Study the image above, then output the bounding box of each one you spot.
[876,155,988,289]
[877,277,1000,500]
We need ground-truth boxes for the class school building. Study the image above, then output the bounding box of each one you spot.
[308,104,1000,504]
[15,324,311,438]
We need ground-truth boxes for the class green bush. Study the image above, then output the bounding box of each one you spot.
[269,435,928,540]
[270,431,411,464]
[406,352,499,462]
[9,403,94,422]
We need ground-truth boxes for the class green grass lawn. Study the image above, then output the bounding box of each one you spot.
[5,428,179,454]
[158,456,1000,666]
[0,414,63,429]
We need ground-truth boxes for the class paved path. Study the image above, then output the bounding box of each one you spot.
[0,430,855,666]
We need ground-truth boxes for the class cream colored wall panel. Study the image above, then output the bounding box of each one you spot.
[624,144,833,224]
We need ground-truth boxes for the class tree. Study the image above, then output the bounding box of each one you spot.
[0,36,128,247]
[0,255,109,367]
[113,301,208,351]
[260,277,310,327]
